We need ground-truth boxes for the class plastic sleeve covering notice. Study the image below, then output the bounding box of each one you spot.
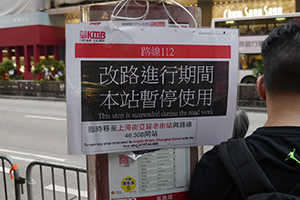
[66,24,238,154]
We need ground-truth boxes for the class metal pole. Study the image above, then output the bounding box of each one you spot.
[0,154,22,200]
[1,159,8,200]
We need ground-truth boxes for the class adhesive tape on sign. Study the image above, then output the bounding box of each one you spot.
[121,176,137,192]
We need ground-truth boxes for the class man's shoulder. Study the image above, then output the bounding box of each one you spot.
[189,128,300,200]
[189,142,242,200]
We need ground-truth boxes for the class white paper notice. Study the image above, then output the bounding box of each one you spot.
[66,24,239,154]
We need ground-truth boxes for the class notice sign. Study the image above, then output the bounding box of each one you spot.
[66,24,239,154]
[108,148,190,200]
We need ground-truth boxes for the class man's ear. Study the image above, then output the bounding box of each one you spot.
[256,75,266,100]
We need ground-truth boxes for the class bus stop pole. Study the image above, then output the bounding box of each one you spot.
[86,154,109,200]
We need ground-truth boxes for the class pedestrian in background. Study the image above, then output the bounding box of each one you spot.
[232,106,249,138]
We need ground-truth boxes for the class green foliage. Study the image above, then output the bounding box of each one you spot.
[34,61,45,76]
[0,60,15,80]
[252,58,264,78]
[33,58,65,81]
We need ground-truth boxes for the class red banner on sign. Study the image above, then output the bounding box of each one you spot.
[75,43,231,59]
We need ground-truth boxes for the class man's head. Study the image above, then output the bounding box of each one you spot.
[260,22,300,97]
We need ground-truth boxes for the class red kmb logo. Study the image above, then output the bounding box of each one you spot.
[150,21,166,27]
[80,30,106,39]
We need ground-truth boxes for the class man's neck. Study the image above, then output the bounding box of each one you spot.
[264,93,300,127]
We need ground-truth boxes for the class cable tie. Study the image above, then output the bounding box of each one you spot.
[10,163,19,180]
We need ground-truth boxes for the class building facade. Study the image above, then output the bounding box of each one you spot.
[198,0,300,27]
[1,0,300,80]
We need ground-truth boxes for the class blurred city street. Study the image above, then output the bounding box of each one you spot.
[0,97,268,199]
[0,98,267,161]
[0,98,87,199]
[246,110,267,136]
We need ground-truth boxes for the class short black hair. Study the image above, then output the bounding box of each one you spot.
[261,22,300,95]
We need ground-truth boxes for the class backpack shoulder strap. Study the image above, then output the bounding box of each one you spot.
[291,181,300,196]
[218,138,276,198]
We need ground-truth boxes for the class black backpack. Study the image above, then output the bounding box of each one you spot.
[218,138,300,200]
